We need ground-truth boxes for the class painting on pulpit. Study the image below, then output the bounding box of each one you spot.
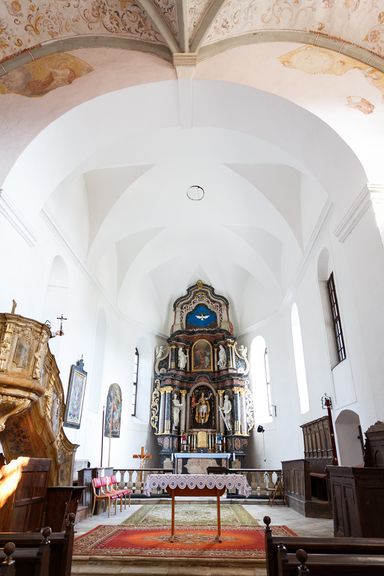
[192,339,213,371]
[191,385,214,429]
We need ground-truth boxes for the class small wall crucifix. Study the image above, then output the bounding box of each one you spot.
[133,446,152,484]
[133,446,152,470]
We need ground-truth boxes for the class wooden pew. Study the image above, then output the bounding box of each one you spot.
[0,529,51,576]
[264,515,384,576]
[0,513,75,576]
[277,545,384,575]
[0,542,15,576]
[0,458,84,533]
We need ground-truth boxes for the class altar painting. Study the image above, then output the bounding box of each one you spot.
[192,339,212,371]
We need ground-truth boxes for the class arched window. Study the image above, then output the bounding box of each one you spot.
[291,303,310,414]
[251,336,273,423]
[131,348,139,417]
[318,249,346,368]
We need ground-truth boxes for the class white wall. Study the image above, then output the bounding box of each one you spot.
[0,204,158,470]
[243,199,384,469]
[2,176,384,473]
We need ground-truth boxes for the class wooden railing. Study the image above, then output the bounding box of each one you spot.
[113,467,283,498]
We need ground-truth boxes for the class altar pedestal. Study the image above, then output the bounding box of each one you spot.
[173,452,232,474]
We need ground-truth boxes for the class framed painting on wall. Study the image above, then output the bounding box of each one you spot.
[104,383,122,438]
[64,358,87,429]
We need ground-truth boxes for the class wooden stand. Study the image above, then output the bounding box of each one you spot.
[166,486,226,542]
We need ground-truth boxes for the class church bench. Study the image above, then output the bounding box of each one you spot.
[0,542,15,576]
[264,515,384,576]
[0,513,75,576]
[277,545,384,575]
[0,532,51,576]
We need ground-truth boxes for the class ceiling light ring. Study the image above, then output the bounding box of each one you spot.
[187,185,205,201]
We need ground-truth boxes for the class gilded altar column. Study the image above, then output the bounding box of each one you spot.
[233,387,242,434]
[217,389,225,434]
[163,386,173,434]
[180,389,187,435]
[159,388,167,434]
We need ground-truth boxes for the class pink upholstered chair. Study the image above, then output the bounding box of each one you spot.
[100,476,121,514]
[111,474,132,508]
[91,477,112,516]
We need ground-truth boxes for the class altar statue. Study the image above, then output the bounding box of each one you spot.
[177,346,187,370]
[194,391,211,425]
[172,392,183,430]
[220,393,232,432]
[218,344,227,369]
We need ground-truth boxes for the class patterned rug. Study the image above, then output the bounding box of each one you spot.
[74,524,295,559]
[121,502,258,527]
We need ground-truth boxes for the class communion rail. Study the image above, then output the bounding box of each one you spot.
[113,467,283,499]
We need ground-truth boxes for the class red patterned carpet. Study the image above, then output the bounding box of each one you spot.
[74,524,295,559]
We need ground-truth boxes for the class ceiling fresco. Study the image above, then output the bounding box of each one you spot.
[1,0,384,69]
[0,52,92,96]
[279,44,384,114]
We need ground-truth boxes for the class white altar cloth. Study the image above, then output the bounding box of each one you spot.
[143,473,251,497]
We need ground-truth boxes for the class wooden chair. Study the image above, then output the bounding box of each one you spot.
[104,476,124,512]
[266,475,284,506]
[91,477,112,516]
[110,475,131,508]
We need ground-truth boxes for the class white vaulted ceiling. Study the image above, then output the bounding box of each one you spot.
[1,1,382,335]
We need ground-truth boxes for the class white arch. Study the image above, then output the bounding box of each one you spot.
[3,80,366,222]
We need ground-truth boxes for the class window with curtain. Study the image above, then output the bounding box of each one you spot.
[251,335,273,423]
[131,347,139,416]
[291,303,310,414]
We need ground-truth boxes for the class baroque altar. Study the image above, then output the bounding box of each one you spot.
[150,281,255,466]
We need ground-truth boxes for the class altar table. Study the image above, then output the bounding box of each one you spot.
[144,473,251,542]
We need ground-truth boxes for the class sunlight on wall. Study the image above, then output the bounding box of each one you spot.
[251,335,273,424]
[291,303,310,414]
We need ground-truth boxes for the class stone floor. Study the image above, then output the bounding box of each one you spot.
[72,498,333,576]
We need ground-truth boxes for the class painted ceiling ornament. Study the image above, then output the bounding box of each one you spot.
[346,96,374,114]
[364,11,384,55]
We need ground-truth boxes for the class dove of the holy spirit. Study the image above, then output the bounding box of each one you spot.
[195,313,210,321]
